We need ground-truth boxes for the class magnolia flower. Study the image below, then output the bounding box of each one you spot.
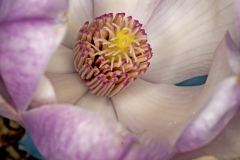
[1,0,240,160]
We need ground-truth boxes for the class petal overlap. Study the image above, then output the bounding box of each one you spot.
[46,73,88,105]
[142,0,238,84]
[175,33,240,158]
[62,0,93,48]
[176,76,240,152]
[75,91,118,122]
[0,95,23,125]
[46,45,76,74]
[21,105,172,160]
[0,0,68,112]
[0,20,65,112]
[29,75,56,109]
[112,32,239,158]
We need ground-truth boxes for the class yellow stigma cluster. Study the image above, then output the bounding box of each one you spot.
[73,13,152,97]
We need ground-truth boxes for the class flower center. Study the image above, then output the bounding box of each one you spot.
[73,13,152,97]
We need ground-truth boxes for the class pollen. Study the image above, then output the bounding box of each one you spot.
[73,13,152,97]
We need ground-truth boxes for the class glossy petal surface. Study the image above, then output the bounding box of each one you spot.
[21,105,172,160]
[142,0,238,84]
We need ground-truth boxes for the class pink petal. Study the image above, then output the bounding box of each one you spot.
[93,0,160,27]
[62,0,93,48]
[0,0,68,112]
[175,33,240,153]
[46,45,76,74]
[142,0,238,84]
[21,104,173,160]
[0,0,68,22]
[0,21,65,112]
[46,73,88,105]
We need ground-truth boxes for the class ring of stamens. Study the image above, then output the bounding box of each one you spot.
[73,13,152,97]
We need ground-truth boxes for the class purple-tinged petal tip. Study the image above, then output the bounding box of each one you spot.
[176,76,240,153]
[175,32,240,153]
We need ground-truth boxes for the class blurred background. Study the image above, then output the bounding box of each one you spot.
[0,116,37,160]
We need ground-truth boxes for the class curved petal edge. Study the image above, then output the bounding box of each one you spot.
[21,104,173,160]
[176,76,240,152]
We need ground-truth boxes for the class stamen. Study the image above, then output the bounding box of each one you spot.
[112,23,120,32]
[111,57,115,71]
[118,55,122,67]
[73,13,152,97]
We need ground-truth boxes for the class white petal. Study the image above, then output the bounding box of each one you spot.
[174,33,240,158]
[112,78,202,145]
[112,33,235,151]
[46,45,76,73]
[63,0,93,48]
[46,73,88,105]
[75,91,118,123]
[93,0,160,26]
[142,0,238,84]
[29,75,56,109]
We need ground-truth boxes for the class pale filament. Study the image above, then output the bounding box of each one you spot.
[73,13,152,97]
